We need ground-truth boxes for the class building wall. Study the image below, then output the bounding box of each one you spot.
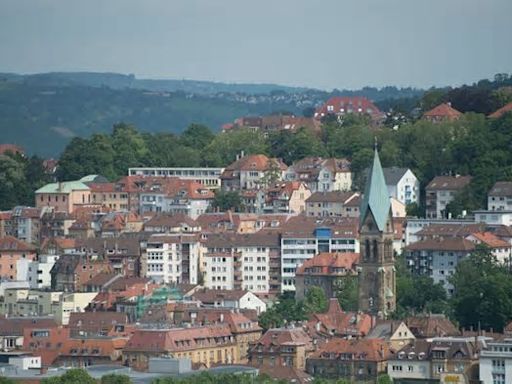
[36,190,91,214]
[480,342,512,384]
[0,250,36,280]
[488,194,512,211]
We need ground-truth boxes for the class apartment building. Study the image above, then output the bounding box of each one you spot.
[305,191,360,217]
[425,175,472,219]
[280,216,359,291]
[383,167,420,206]
[142,233,200,285]
[480,339,512,384]
[285,157,352,193]
[488,181,512,211]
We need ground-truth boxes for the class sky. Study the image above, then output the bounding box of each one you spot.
[0,0,511,90]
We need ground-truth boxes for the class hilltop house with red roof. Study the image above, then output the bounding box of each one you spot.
[0,144,24,156]
[489,101,512,118]
[295,252,359,300]
[314,96,384,122]
[423,102,462,122]
[221,153,287,192]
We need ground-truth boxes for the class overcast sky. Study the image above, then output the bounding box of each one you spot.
[0,0,511,90]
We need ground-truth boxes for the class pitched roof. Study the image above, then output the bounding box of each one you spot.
[383,167,410,185]
[488,181,512,196]
[0,144,24,155]
[296,252,359,276]
[315,97,383,119]
[223,154,287,173]
[426,175,472,190]
[306,191,357,203]
[35,181,90,194]
[405,238,475,252]
[68,312,129,336]
[0,317,58,336]
[190,288,252,303]
[252,327,314,350]
[360,148,391,231]
[469,232,510,248]
[489,102,512,118]
[202,232,280,248]
[311,337,391,361]
[405,314,460,338]
[0,236,36,252]
[423,103,462,119]
[144,213,199,229]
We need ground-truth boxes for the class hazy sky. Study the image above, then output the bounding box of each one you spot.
[0,0,511,90]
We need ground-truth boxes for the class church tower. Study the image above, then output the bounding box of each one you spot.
[358,145,396,318]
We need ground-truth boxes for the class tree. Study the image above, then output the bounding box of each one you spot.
[0,377,16,384]
[101,374,132,384]
[112,123,148,177]
[377,374,393,384]
[41,369,96,384]
[303,286,328,315]
[336,277,359,312]
[180,124,215,150]
[450,245,512,331]
[258,292,306,330]
[211,190,244,212]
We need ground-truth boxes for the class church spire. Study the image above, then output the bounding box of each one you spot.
[360,143,391,232]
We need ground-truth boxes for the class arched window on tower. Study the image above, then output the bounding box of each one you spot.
[373,239,379,261]
[384,240,393,261]
[365,239,371,261]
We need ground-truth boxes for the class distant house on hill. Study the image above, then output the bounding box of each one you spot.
[489,101,512,118]
[314,96,384,122]
[422,102,462,122]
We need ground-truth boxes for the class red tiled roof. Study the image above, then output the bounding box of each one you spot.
[223,154,287,173]
[296,252,359,276]
[468,232,510,248]
[406,238,475,252]
[423,103,462,119]
[0,144,24,155]
[489,102,512,118]
[311,337,391,361]
[0,236,36,252]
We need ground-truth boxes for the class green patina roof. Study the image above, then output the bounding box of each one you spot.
[35,181,90,194]
[360,148,391,231]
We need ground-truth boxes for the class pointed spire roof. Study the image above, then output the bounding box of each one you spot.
[360,147,391,231]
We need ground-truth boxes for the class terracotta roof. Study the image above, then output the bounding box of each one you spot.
[251,327,314,352]
[405,314,460,338]
[426,175,472,190]
[306,299,372,338]
[0,236,36,252]
[222,154,287,173]
[144,213,199,230]
[84,273,120,287]
[311,337,390,361]
[489,102,512,118]
[124,325,234,353]
[0,211,12,220]
[296,252,359,276]
[406,238,475,252]
[0,144,24,155]
[306,191,357,204]
[255,365,313,384]
[0,317,57,336]
[88,182,116,193]
[468,232,510,248]
[423,103,462,119]
[415,223,486,238]
[280,215,359,239]
[68,312,129,336]
[489,181,512,196]
[203,232,280,248]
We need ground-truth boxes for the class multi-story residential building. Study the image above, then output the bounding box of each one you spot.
[9,206,43,245]
[202,232,280,294]
[306,338,390,382]
[27,254,59,289]
[139,178,214,219]
[280,216,359,292]
[248,327,315,370]
[35,180,92,214]
[422,102,462,122]
[480,339,512,384]
[263,181,311,214]
[474,209,512,226]
[89,182,129,211]
[488,181,512,211]
[405,238,475,295]
[425,175,472,219]
[404,218,475,246]
[305,191,360,217]
[123,325,240,371]
[0,236,37,281]
[314,96,385,122]
[50,254,112,292]
[221,154,287,191]
[294,252,359,301]
[285,157,352,192]
[129,167,225,190]
[142,234,200,285]
[389,338,482,384]
[0,317,58,351]
[383,167,420,206]
[366,320,416,352]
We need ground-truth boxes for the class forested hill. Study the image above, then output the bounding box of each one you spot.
[0,72,426,157]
